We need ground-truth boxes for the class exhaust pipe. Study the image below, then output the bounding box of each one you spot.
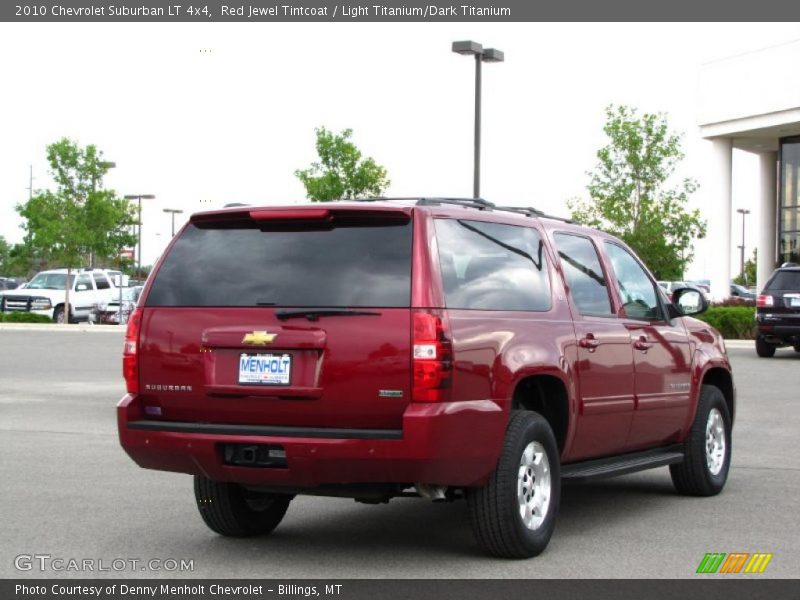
[415,483,447,501]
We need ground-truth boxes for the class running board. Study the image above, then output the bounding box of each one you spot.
[561,445,684,482]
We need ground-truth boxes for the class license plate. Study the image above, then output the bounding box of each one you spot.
[789,297,800,308]
[238,353,291,385]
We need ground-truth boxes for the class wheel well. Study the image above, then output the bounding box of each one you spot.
[512,375,569,453]
[702,367,735,424]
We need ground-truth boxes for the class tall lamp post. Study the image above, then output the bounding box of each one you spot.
[125,194,156,277]
[452,40,504,199]
[163,208,184,237]
[737,208,751,284]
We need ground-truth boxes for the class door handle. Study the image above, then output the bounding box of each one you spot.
[633,336,652,351]
[579,334,600,350]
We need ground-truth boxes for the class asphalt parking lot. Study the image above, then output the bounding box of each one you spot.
[1,328,798,579]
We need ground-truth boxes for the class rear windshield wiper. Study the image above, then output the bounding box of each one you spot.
[275,308,382,321]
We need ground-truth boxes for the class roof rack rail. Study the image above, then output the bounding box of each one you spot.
[354,197,496,211]
[416,197,495,210]
[495,205,577,224]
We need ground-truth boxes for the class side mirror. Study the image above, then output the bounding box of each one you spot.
[76,284,89,291]
[670,287,708,317]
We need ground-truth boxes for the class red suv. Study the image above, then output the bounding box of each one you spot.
[118,198,734,558]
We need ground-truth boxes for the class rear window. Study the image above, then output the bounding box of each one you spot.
[766,270,800,290]
[146,218,412,307]
[434,219,551,311]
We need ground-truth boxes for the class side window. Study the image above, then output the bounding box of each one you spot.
[94,274,111,290]
[75,274,93,291]
[434,219,551,311]
[604,242,662,321]
[553,233,613,316]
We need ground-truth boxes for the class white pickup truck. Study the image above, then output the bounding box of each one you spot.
[0,268,124,323]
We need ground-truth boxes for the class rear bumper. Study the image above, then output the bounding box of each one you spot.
[117,394,506,488]
[758,324,800,344]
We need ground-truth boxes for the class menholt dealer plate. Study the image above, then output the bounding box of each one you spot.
[238,353,292,385]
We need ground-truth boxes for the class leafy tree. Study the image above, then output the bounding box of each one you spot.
[15,138,136,321]
[0,237,9,273]
[733,249,757,286]
[295,127,390,201]
[569,105,706,280]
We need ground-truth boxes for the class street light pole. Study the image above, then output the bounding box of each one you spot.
[452,40,504,199]
[163,208,184,237]
[125,194,156,277]
[737,208,751,284]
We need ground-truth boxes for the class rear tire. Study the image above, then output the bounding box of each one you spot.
[194,476,292,537]
[467,410,560,558]
[755,336,775,357]
[670,385,732,496]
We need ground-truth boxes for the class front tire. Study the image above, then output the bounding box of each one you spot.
[194,476,292,537]
[467,411,560,558]
[670,385,732,496]
[755,335,776,358]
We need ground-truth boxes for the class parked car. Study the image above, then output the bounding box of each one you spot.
[117,198,734,558]
[730,283,756,300]
[0,277,23,290]
[755,263,800,357]
[0,268,121,323]
[89,286,143,325]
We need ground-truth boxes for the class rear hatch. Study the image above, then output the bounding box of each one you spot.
[137,206,413,430]
[759,269,800,325]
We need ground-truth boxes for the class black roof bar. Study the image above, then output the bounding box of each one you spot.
[353,197,576,222]
[495,205,577,224]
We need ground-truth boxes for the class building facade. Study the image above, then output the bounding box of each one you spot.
[699,39,800,297]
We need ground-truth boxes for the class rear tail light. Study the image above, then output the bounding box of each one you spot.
[123,308,142,394]
[756,294,774,307]
[412,309,453,402]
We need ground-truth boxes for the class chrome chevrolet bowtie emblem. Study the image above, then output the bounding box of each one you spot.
[242,331,277,346]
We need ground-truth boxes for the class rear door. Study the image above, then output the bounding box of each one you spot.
[552,233,635,461]
[138,207,414,430]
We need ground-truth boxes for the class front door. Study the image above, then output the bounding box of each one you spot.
[603,242,693,451]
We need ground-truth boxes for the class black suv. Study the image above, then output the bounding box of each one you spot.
[756,263,800,357]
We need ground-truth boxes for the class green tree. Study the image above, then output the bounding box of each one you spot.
[295,127,390,201]
[0,237,9,273]
[733,249,757,286]
[16,138,136,321]
[569,105,706,280]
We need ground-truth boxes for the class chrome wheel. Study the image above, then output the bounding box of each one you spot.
[705,408,726,476]
[517,441,551,531]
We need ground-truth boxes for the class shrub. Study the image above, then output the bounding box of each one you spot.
[696,306,755,339]
[0,312,54,324]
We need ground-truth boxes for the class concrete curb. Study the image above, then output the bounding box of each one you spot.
[723,339,754,348]
[0,323,125,333]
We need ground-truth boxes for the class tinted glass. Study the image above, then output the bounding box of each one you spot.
[553,234,612,316]
[94,274,111,290]
[146,219,412,307]
[434,219,551,311]
[75,274,93,290]
[767,270,800,290]
[604,242,662,321]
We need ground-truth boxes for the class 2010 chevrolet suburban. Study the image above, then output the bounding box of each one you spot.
[117,198,735,558]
